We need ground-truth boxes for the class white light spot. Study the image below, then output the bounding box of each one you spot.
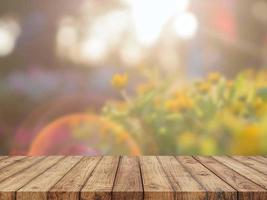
[173,12,198,39]
[130,0,188,46]
[81,38,107,62]
[57,25,77,48]
[90,10,130,45]
[0,19,20,57]
[124,0,190,46]
[120,42,143,66]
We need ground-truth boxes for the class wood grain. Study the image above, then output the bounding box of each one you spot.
[0,156,43,183]
[195,156,267,200]
[213,156,267,190]
[177,156,237,200]
[0,156,25,170]
[158,156,206,200]
[140,156,174,200]
[232,156,267,175]
[113,156,143,200]
[81,156,120,200]
[249,156,267,165]
[0,156,62,200]
[17,156,81,200]
[49,156,101,200]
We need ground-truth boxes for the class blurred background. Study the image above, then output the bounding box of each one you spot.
[1,0,267,155]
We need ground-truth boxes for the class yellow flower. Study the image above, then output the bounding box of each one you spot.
[253,97,265,116]
[111,73,128,89]
[198,82,211,93]
[232,124,262,155]
[165,95,194,112]
[200,139,217,155]
[178,95,194,110]
[208,72,221,83]
[172,87,188,99]
[178,132,198,149]
[253,97,263,110]
[226,80,233,88]
[165,99,179,112]
[229,101,244,115]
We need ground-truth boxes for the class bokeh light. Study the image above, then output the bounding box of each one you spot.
[56,17,78,61]
[173,12,199,39]
[128,0,190,46]
[0,18,20,57]
[81,37,108,63]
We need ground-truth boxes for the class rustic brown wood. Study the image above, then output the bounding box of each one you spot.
[113,156,143,200]
[0,156,62,200]
[140,156,174,200]
[195,156,267,200]
[49,156,101,200]
[0,156,266,200]
[249,156,267,165]
[17,156,81,200]
[158,156,206,200]
[213,156,267,190]
[0,156,25,170]
[0,156,43,183]
[81,156,120,200]
[232,156,267,175]
[177,156,237,200]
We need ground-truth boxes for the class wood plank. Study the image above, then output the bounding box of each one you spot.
[48,156,101,200]
[140,156,174,200]
[213,156,267,190]
[0,156,25,170]
[195,156,267,200]
[249,156,267,165]
[0,156,44,183]
[112,156,143,200]
[17,156,82,200]
[232,156,267,175]
[158,156,206,200]
[0,156,62,200]
[177,156,236,200]
[81,156,120,200]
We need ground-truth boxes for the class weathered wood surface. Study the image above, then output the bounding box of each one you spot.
[0,156,266,200]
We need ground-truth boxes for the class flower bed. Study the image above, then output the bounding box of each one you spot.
[103,70,267,155]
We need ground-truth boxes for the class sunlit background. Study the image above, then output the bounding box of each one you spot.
[1,0,267,155]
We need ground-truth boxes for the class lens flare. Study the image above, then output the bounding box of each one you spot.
[28,114,141,155]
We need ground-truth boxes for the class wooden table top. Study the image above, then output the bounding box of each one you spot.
[0,156,266,200]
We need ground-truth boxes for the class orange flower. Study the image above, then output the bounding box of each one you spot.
[198,82,211,93]
[208,72,221,83]
[111,73,128,89]
[165,95,194,112]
